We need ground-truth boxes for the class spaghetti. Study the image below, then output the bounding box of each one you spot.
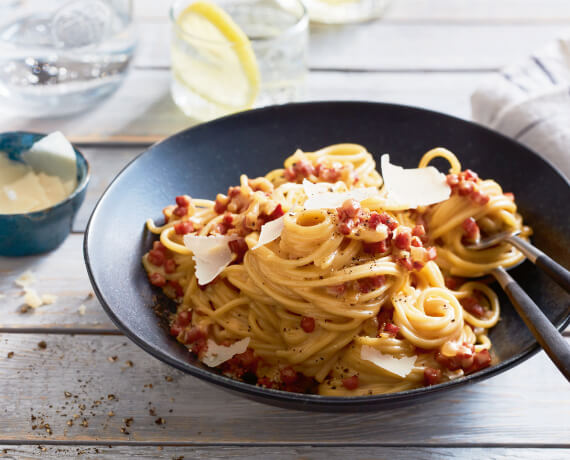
[143,144,531,396]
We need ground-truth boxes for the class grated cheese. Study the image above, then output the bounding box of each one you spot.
[23,288,43,309]
[15,271,36,288]
[41,294,57,305]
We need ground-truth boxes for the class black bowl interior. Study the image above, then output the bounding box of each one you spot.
[84,101,570,411]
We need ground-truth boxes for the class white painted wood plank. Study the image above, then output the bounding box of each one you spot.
[385,0,570,23]
[0,334,568,443]
[0,235,115,331]
[134,0,570,23]
[0,69,483,141]
[134,22,569,70]
[73,147,142,232]
[2,446,570,459]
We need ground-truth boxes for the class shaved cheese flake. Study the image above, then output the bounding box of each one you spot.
[183,234,239,285]
[23,288,43,309]
[304,188,380,210]
[202,337,251,368]
[381,154,450,209]
[78,304,87,315]
[15,270,36,288]
[24,131,77,190]
[444,369,465,380]
[302,178,335,197]
[41,294,57,305]
[253,216,285,250]
[361,345,416,378]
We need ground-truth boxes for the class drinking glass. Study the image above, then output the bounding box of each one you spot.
[304,0,390,24]
[170,0,308,122]
[0,0,136,117]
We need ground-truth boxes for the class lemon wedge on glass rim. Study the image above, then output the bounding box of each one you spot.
[172,1,260,114]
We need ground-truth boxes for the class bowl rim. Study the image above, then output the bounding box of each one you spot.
[0,130,91,217]
[84,100,570,408]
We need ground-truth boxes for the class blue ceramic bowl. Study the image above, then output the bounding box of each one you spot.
[0,132,90,257]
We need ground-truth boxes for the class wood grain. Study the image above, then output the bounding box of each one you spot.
[2,445,570,460]
[0,70,485,142]
[74,147,142,232]
[134,23,570,70]
[134,0,570,23]
[0,235,115,331]
[0,334,568,444]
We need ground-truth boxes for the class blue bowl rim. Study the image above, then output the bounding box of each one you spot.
[84,100,570,409]
[0,131,91,217]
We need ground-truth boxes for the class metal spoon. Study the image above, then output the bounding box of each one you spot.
[466,231,570,381]
[467,230,570,292]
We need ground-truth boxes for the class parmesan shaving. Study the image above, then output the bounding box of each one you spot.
[302,178,335,197]
[78,304,87,315]
[202,337,251,368]
[380,154,450,209]
[183,234,239,285]
[23,288,43,309]
[41,294,57,305]
[252,216,285,250]
[15,270,36,288]
[361,345,416,378]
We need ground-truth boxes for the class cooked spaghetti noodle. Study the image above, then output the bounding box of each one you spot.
[143,144,531,396]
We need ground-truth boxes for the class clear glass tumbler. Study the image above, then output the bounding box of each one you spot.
[170,0,308,122]
[304,0,390,24]
[0,0,136,117]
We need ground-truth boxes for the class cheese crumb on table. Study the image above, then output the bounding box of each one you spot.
[15,270,36,288]
[23,288,43,309]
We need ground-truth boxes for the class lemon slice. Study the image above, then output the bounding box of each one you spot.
[172,1,260,112]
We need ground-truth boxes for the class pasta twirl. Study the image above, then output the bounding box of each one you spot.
[143,144,531,396]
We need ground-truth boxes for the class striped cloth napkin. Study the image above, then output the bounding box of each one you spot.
[471,37,570,178]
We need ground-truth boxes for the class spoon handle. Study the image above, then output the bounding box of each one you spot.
[492,267,570,382]
[508,235,570,292]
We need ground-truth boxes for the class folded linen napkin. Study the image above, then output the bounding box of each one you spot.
[471,37,570,178]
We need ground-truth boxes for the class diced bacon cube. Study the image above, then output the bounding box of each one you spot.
[228,238,248,264]
[164,259,177,274]
[363,240,388,254]
[424,367,442,386]
[394,228,412,250]
[176,195,190,207]
[462,217,480,241]
[280,366,298,384]
[300,316,315,333]
[174,221,194,235]
[342,375,359,390]
[173,206,188,217]
[383,323,399,336]
[149,272,166,287]
[458,181,474,196]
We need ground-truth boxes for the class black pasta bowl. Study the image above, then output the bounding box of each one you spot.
[84,101,570,411]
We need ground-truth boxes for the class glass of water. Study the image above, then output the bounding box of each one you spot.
[0,0,136,117]
[170,0,308,122]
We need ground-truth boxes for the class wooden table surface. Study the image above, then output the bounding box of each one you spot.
[1,1,569,458]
